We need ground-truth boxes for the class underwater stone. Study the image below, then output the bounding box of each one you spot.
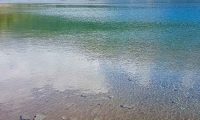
[33,114,46,120]
[107,95,114,99]
[120,105,133,109]
[81,95,87,98]
[20,116,30,120]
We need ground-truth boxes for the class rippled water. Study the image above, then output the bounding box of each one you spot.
[0,2,200,120]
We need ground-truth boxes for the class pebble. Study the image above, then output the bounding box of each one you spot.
[107,95,114,99]
[20,116,30,120]
[81,95,87,98]
[128,78,132,81]
[120,105,133,109]
[171,101,177,104]
[34,114,46,120]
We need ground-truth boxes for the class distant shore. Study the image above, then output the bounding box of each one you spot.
[0,4,12,7]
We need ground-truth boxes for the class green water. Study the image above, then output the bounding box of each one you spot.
[0,3,200,120]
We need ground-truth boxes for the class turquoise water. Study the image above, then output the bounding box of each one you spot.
[0,2,200,120]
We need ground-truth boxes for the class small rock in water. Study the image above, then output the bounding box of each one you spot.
[20,115,30,120]
[161,85,166,88]
[120,105,133,109]
[107,95,113,99]
[34,114,46,120]
[128,78,132,81]
[81,95,87,98]
[171,101,177,104]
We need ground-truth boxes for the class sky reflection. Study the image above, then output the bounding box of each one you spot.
[0,37,109,103]
[0,4,200,119]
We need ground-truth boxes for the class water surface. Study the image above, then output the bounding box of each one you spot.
[0,2,200,120]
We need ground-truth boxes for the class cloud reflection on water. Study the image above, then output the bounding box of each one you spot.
[0,4,200,119]
[0,38,109,103]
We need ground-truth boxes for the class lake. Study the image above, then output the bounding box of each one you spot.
[0,1,200,120]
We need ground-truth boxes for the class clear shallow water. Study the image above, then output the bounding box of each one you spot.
[0,2,200,120]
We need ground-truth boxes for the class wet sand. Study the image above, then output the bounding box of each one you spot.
[1,87,200,120]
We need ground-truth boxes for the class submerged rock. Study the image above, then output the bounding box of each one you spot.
[80,95,87,98]
[128,78,132,81]
[107,95,114,99]
[20,116,30,120]
[33,114,46,120]
[171,101,177,104]
[120,105,133,109]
